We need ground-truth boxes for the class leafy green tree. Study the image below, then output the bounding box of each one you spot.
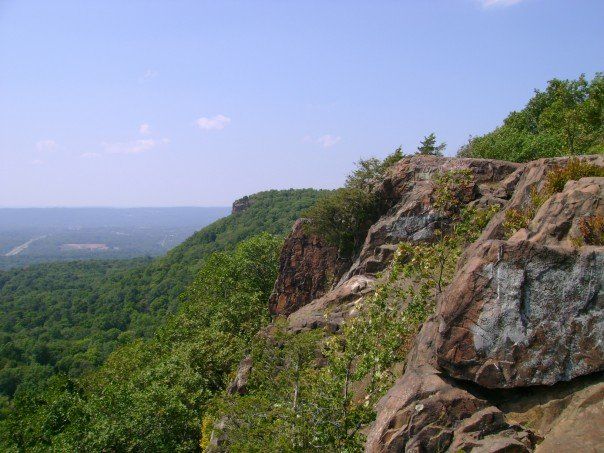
[416,133,446,156]
[304,188,380,258]
[304,148,404,257]
[458,73,604,162]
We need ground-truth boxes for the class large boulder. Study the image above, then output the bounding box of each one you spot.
[436,240,603,388]
[366,321,537,452]
[436,176,604,388]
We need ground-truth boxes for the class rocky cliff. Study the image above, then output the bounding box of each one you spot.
[266,155,604,452]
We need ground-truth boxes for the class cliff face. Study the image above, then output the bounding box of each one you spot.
[268,155,604,451]
[268,219,347,316]
[231,196,253,214]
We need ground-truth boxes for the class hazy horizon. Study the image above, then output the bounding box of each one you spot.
[1,0,603,207]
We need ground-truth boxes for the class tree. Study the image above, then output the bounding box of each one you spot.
[457,73,604,162]
[416,133,446,156]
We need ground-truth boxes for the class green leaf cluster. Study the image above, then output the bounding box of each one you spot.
[458,73,604,162]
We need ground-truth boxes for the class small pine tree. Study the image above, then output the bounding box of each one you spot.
[417,133,446,156]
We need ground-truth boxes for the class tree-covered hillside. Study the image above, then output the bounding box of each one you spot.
[0,189,326,401]
[1,234,283,452]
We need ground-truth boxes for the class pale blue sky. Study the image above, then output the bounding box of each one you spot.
[1,0,602,207]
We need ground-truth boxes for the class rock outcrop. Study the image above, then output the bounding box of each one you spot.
[231,195,253,214]
[436,240,603,388]
[364,157,604,451]
[260,155,604,452]
[366,321,538,452]
[269,219,347,316]
[342,157,520,281]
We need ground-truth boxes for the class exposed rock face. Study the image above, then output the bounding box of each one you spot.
[261,155,604,452]
[436,240,603,388]
[513,176,603,246]
[287,275,375,333]
[342,157,519,281]
[500,373,604,453]
[231,196,253,214]
[366,321,538,452]
[269,219,346,316]
[437,176,604,388]
[472,155,604,246]
[365,158,604,451]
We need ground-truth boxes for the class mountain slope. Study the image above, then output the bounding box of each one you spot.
[0,188,326,400]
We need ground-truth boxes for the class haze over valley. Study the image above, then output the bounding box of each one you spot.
[0,207,229,269]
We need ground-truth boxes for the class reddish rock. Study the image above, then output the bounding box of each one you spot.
[231,195,253,214]
[268,219,347,316]
[287,275,375,333]
[343,156,519,280]
[436,175,604,388]
[472,155,604,246]
[366,156,603,451]
[512,176,603,246]
[366,321,537,452]
[436,240,603,388]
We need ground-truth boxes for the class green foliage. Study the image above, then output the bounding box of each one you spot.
[503,158,604,238]
[0,189,323,401]
[433,169,474,214]
[345,147,404,192]
[572,215,604,246]
[304,188,381,258]
[416,133,446,156]
[458,73,604,162]
[542,157,604,195]
[0,234,282,452]
[304,149,404,257]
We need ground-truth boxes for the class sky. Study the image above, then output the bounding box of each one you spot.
[0,0,602,207]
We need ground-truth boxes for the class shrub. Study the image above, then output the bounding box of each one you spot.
[503,207,534,238]
[304,148,405,257]
[572,215,604,246]
[542,157,604,196]
[433,169,474,214]
[303,187,381,258]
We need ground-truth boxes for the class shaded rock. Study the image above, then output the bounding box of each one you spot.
[287,275,375,333]
[269,219,347,316]
[227,355,252,395]
[497,372,604,453]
